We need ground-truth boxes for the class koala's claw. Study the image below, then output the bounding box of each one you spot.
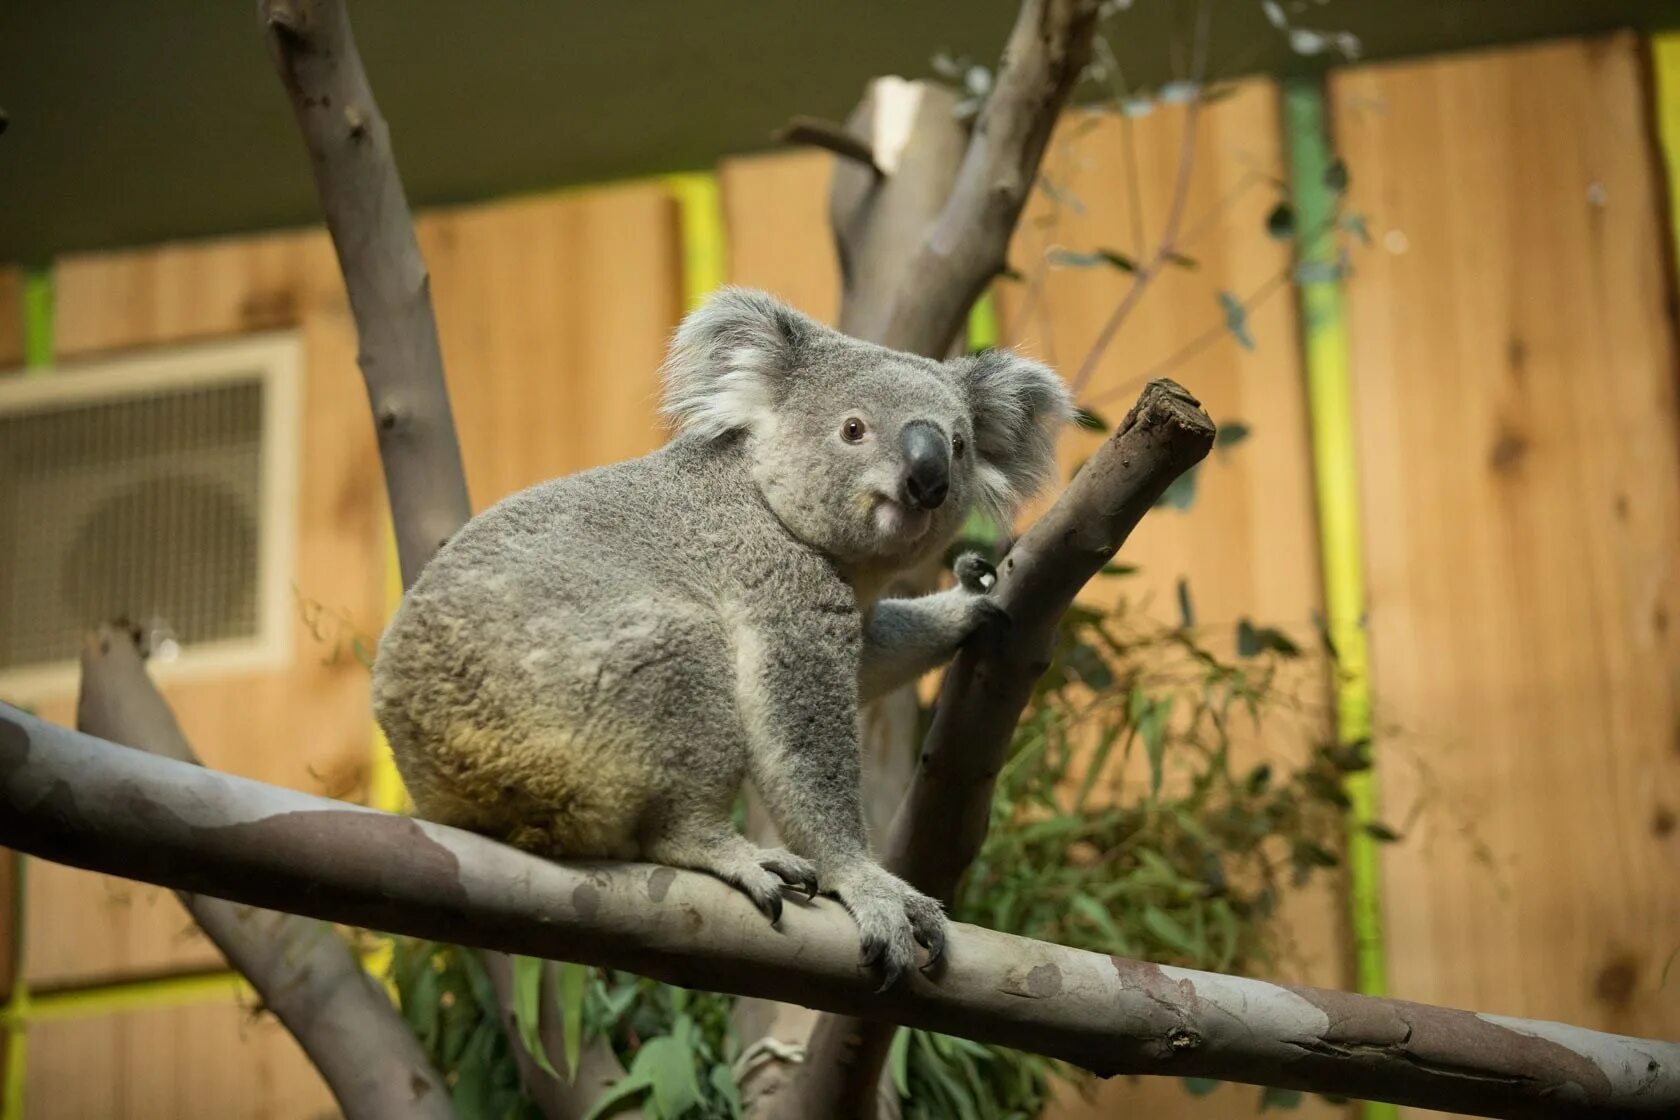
[834,864,949,991]
[759,849,821,899]
[954,552,998,594]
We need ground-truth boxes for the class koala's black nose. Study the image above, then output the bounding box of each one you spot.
[901,422,950,510]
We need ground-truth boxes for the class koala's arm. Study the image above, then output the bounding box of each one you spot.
[859,554,1001,702]
[733,573,946,984]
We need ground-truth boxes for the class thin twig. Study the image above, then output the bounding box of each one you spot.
[1078,268,1289,409]
[1068,97,1202,394]
[775,116,882,175]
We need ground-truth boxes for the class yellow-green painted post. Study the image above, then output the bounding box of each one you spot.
[1654,35,1680,270]
[1284,79,1394,1120]
[665,173,728,309]
[2,265,53,1119]
[21,269,52,372]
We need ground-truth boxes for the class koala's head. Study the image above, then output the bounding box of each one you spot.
[662,288,1072,569]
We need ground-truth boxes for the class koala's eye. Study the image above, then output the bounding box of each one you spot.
[952,432,966,458]
[841,417,868,443]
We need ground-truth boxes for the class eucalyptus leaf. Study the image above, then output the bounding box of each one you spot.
[889,1027,912,1097]
[1265,201,1295,240]
[1154,466,1199,510]
[580,1069,653,1120]
[1215,421,1251,451]
[1074,405,1111,432]
[1261,1085,1305,1110]
[1048,247,1137,272]
[510,955,559,1078]
[558,961,588,1080]
[711,1063,745,1120]
[1324,157,1349,194]
[1218,290,1255,350]
[1142,905,1197,956]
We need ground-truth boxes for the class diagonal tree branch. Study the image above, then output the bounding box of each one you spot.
[2,706,1676,1120]
[74,625,451,1120]
[259,2,635,1112]
[877,0,1102,358]
[259,0,472,588]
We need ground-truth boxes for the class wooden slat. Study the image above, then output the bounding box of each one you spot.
[0,266,22,368]
[998,84,1346,1120]
[719,150,841,324]
[1332,33,1680,1092]
[25,999,335,1120]
[417,182,685,508]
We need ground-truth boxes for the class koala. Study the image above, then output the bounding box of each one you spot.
[372,288,1071,985]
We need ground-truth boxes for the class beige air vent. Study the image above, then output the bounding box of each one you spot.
[0,333,302,699]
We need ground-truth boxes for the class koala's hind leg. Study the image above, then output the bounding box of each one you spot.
[642,813,819,924]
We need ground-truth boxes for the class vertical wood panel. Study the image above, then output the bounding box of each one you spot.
[418,182,685,508]
[719,151,841,324]
[26,1000,335,1120]
[1332,33,1680,1093]
[0,266,22,367]
[998,85,1345,1120]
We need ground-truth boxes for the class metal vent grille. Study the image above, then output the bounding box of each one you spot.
[0,333,301,695]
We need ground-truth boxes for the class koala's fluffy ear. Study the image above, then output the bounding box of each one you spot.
[955,349,1074,520]
[662,287,815,441]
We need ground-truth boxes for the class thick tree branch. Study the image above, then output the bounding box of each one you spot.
[73,626,451,1120]
[892,379,1214,893]
[259,0,472,587]
[877,0,1102,357]
[1,708,1675,1120]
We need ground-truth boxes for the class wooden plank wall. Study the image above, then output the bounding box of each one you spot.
[1331,32,1680,1106]
[11,182,684,1116]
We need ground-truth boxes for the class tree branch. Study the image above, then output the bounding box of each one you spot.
[876,0,1102,357]
[775,116,882,175]
[2,707,1675,1120]
[73,625,451,1120]
[259,0,472,587]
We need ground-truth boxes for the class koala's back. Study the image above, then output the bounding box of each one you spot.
[373,436,788,856]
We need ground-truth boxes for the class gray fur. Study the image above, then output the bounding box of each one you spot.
[372,288,1071,986]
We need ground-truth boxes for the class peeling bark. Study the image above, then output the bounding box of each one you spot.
[74,626,451,1120]
[2,706,1675,1120]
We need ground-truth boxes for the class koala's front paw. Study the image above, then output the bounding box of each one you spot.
[830,861,947,990]
[953,552,998,594]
